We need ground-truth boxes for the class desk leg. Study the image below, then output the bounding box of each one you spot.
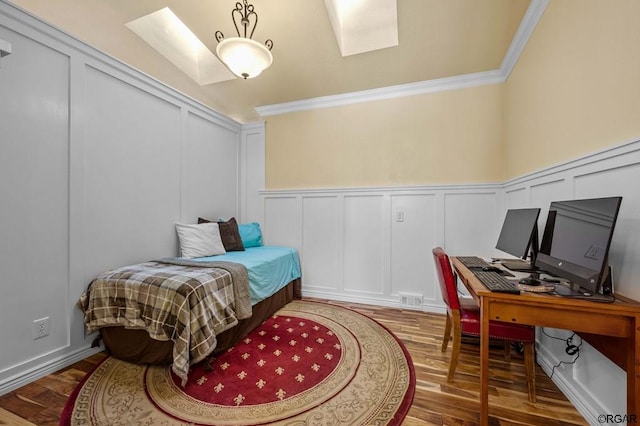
[480,296,490,426]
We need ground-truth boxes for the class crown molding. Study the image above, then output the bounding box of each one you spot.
[255,0,549,118]
[255,70,504,117]
[500,0,550,78]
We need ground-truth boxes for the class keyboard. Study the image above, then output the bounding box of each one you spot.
[457,256,491,269]
[473,271,520,294]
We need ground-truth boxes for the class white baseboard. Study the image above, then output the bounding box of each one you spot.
[300,289,446,315]
[302,289,403,308]
[0,345,103,396]
[536,343,602,426]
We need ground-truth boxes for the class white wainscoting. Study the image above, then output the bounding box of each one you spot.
[262,186,502,311]
[504,139,640,301]
[0,2,242,394]
[502,139,640,424]
[240,123,266,224]
[0,15,71,380]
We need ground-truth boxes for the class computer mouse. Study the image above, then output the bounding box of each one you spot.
[481,266,500,272]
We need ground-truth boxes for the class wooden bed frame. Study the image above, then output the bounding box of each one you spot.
[99,278,302,365]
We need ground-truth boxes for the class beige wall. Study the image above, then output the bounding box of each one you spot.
[265,84,505,189]
[265,0,640,190]
[505,0,640,178]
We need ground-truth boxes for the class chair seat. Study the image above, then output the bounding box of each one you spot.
[460,307,535,342]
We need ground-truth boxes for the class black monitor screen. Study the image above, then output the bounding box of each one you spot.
[535,197,622,293]
[495,208,541,259]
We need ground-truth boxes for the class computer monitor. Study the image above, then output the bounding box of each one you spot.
[535,196,622,295]
[495,208,541,269]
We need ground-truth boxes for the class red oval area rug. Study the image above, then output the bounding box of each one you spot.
[62,300,415,425]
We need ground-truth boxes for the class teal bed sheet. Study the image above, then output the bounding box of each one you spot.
[193,246,301,305]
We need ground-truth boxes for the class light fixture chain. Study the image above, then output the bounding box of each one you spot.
[231,0,259,40]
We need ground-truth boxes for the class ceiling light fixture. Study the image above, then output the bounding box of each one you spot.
[215,0,273,80]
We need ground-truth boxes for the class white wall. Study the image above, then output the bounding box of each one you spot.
[255,132,640,424]
[0,2,241,393]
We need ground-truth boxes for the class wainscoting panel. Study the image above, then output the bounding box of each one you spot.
[82,65,183,275]
[0,22,71,373]
[264,196,301,250]
[240,124,266,225]
[525,179,570,250]
[443,192,499,258]
[573,162,640,300]
[390,194,438,303]
[182,112,239,223]
[343,195,387,296]
[301,196,342,291]
[504,186,528,207]
[529,178,569,208]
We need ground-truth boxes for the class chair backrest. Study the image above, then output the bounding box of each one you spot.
[432,247,461,310]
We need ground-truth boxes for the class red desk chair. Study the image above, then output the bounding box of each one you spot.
[432,247,536,402]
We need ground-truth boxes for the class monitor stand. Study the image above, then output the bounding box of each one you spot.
[601,265,613,295]
[517,273,542,286]
[553,282,614,303]
[500,258,539,272]
[516,272,559,286]
[501,227,541,273]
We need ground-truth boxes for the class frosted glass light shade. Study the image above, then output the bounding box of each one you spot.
[216,37,273,79]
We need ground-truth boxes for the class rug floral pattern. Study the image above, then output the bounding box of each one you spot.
[67,300,414,425]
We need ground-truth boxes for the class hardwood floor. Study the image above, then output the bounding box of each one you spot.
[0,298,587,425]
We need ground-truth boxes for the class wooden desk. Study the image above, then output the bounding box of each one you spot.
[451,256,640,426]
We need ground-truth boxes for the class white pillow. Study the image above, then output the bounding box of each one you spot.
[175,222,226,259]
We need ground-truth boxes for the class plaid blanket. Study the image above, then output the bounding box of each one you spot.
[81,259,251,386]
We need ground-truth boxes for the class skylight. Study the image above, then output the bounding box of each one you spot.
[324,0,398,56]
[126,7,235,85]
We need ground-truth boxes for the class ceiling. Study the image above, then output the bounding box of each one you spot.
[8,0,533,123]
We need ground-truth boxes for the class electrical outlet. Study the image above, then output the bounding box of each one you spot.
[33,317,50,340]
[399,292,423,309]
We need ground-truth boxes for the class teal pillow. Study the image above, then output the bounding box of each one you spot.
[238,222,263,248]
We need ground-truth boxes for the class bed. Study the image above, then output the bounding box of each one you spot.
[81,220,302,386]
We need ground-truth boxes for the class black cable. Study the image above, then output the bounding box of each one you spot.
[541,328,583,379]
